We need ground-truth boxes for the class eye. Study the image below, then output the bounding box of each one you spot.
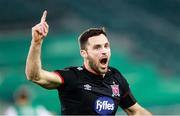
[93,45,101,50]
[104,43,110,48]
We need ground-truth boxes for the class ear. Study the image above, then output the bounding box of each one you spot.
[80,49,87,58]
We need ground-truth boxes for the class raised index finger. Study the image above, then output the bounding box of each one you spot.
[41,10,47,23]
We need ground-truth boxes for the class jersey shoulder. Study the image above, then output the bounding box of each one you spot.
[109,67,123,77]
[64,66,84,71]
[108,67,128,83]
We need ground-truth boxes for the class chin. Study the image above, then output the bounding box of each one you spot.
[99,68,108,74]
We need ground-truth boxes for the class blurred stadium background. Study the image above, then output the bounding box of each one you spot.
[0,0,180,115]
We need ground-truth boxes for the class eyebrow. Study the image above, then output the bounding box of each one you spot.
[93,42,109,48]
[93,44,101,48]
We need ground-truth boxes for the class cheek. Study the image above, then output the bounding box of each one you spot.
[108,49,111,56]
[89,51,100,57]
[89,54,98,61]
[88,53,99,62]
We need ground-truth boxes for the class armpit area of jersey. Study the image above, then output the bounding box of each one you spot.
[53,67,78,86]
[53,71,64,84]
[119,90,137,109]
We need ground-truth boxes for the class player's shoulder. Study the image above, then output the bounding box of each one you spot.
[109,66,121,74]
[64,66,84,71]
[108,66,125,79]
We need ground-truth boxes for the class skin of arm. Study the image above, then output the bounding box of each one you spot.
[25,10,62,89]
[124,103,152,115]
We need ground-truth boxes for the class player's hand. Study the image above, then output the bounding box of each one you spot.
[32,10,49,44]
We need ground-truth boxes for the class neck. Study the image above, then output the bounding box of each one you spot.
[84,63,97,74]
[83,62,105,77]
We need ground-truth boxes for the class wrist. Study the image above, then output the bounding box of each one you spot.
[31,38,43,46]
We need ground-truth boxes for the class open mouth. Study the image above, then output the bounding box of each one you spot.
[100,58,108,65]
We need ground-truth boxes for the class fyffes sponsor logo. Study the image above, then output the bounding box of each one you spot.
[94,97,114,115]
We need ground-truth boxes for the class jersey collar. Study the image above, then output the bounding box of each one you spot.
[82,65,111,80]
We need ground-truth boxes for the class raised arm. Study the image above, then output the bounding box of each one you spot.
[25,10,63,89]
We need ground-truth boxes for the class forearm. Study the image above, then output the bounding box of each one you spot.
[25,40,43,81]
[125,103,152,116]
[128,109,152,116]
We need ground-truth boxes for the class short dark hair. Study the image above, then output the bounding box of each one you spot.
[78,27,107,50]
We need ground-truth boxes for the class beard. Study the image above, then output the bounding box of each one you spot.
[87,55,108,75]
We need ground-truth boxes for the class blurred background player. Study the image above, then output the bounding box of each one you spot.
[4,85,52,116]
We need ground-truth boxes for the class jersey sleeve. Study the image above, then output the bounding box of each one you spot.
[119,75,137,109]
[53,67,78,87]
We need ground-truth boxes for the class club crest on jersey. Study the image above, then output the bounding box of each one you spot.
[111,82,120,97]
